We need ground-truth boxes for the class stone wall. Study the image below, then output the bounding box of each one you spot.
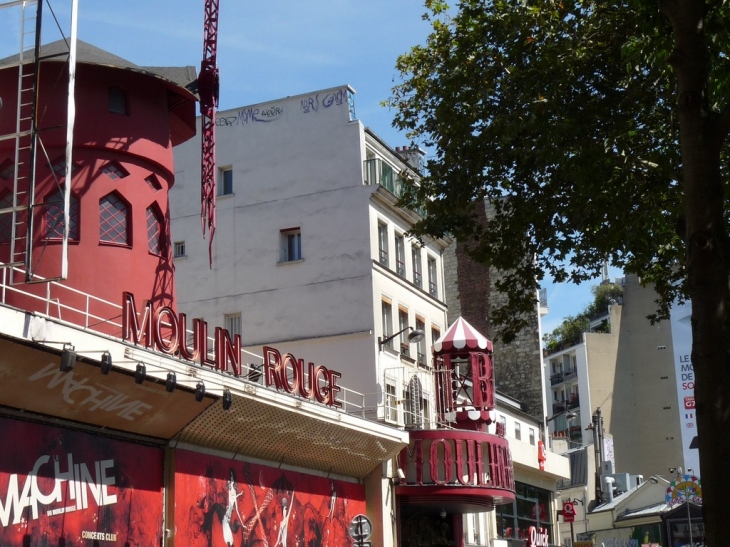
[443,200,545,419]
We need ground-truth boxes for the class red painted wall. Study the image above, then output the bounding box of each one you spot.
[174,449,366,547]
[0,60,196,334]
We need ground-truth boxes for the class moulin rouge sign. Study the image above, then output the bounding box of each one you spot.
[121,292,343,407]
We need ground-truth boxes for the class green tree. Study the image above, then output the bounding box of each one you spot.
[388,0,730,542]
[543,314,590,353]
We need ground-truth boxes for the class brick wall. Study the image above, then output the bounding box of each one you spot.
[443,200,545,419]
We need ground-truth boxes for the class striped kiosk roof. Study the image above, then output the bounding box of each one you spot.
[433,317,493,354]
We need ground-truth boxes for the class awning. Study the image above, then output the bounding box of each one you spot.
[433,317,493,354]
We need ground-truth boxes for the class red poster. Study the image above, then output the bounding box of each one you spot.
[174,449,366,547]
[0,417,164,547]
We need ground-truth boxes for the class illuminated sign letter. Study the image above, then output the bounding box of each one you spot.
[430,439,453,485]
[121,292,153,348]
[263,346,282,389]
[215,327,241,375]
[154,306,179,354]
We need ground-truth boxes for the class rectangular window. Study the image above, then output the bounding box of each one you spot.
[0,158,14,180]
[428,256,438,297]
[219,167,233,195]
[416,317,426,366]
[280,228,302,262]
[174,241,186,258]
[378,222,388,266]
[395,233,406,276]
[385,381,398,423]
[529,428,536,446]
[515,421,522,441]
[496,415,507,436]
[381,300,393,349]
[421,396,431,428]
[399,308,410,358]
[108,86,128,115]
[225,313,242,337]
[412,246,422,288]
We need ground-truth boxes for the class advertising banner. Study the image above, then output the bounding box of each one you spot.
[669,300,701,476]
[174,449,366,547]
[0,417,164,547]
[0,339,213,438]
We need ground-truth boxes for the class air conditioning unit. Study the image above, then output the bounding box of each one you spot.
[600,472,631,494]
[631,474,644,487]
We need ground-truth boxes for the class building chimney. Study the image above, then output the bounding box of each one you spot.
[396,145,426,174]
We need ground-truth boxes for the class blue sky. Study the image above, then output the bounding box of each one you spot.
[0,0,618,335]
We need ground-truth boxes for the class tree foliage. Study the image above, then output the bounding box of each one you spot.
[388,0,728,338]
[388,0,730,542]
[542,282,622,352]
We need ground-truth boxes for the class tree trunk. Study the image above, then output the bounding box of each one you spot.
[663,1,730,544]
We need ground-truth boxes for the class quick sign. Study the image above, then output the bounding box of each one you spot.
[527,526,549,547]
[562,501,576,522]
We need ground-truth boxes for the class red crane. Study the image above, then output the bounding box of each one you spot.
[198,0,220,267]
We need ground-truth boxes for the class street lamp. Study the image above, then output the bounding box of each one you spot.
[378,326,425,349]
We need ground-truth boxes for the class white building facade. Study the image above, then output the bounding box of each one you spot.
[171,86,449,425]
[171,86,569,546]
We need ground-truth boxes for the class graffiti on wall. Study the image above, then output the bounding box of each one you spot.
[216,105,284,127]
[300,89,348,114]
[0,417,164,547]
[174,449,366,547]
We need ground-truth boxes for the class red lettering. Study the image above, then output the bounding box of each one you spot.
[121,292,153,348]
[197,321,216,368]
[313,366,329,404]
[327,370,342,408]
[178,314,202,361]
[455,439,476,485]
[298,362,316,399]
[280,354,301,393]
[215,327,241,375]
[430,439,453,485]
[398,439,424,485]
[153,306,179,354]
[263,346,282,389]
[476,441,488,485]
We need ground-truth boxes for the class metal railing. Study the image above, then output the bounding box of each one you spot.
[0,263,371,418]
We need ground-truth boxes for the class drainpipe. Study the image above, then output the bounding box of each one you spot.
[603,476,615,503]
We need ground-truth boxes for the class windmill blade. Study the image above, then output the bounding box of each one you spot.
[199,0,220,267]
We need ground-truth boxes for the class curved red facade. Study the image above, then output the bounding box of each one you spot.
[396,429,515,513]
[0,45,196,334]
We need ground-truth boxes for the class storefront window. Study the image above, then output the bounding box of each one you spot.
[496,482,554,542]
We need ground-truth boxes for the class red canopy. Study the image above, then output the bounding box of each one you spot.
[433,317,493,354]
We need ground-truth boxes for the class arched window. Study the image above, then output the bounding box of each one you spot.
[0,192,12,243]
[99,192,129,245]
[146,204,164,255]
[44,189,80,240]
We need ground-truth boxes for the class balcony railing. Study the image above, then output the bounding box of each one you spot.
[364,158,404,197]
[0,265,375,419]
[564,368,578,382]
[363,158,427,217]
[553,401,566,413]
[567,395,580,409]
[550,373,564,386]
